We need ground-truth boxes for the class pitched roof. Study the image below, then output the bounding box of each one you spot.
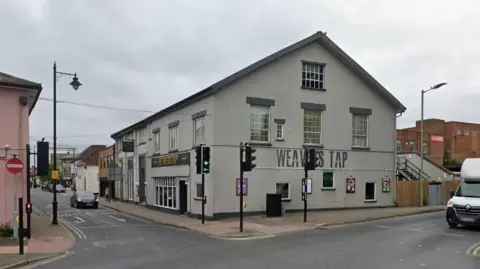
[0,72,43,114]
[75,145,106,162]
[111,31,406,139]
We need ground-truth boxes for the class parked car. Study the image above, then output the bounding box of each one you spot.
[70,191,99,209]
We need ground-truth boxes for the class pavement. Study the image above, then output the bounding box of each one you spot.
[22,188,480,268]
[0,207,75,269]
[97,196,446,239]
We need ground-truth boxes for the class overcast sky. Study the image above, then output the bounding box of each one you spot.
[1,0,479,152]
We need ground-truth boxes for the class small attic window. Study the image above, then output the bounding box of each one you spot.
[301,61,325,90]
[456,129,461,135]
[464,130,470,136]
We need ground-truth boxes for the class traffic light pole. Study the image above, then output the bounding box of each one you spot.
[303,150,308,223]
[201,146,205,225]
[26,144,31,239]
[239,142,244,233]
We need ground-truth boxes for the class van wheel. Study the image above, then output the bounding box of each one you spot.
[447,217,458,228]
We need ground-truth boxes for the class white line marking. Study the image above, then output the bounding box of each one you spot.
[74,216,85,223]
[81,224,161,229]
[108,215,126,222]
[100,220,118,227]
[59,219,87,239]
[21,251,74,269]
[413,224,438,230]
[85,212,93,216]
[373,225,390,228]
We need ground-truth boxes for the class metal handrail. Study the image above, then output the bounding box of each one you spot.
[396,157,430,180]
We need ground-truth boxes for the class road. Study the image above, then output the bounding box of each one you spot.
[31,189,480,269]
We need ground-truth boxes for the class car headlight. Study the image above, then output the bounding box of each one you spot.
[447,201,454,207]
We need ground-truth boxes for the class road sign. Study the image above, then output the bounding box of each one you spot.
[52,170,59,180]
[6,157,24,174]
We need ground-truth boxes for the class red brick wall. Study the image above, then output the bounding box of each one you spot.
[397,119,480,165]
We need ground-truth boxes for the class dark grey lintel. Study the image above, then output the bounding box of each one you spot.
[168,120,180,128]
[191,110,207,120]
[349,107,372,115]
[246,97,275,106]
[300,102,326,111]
[274,118,286,124]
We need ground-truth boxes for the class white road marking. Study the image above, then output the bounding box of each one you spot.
[108,214,126,222]
[373,225,390,228]
[74,216,85,223]
[59,219,87,239]
[46,204,52,208]
[466,243,480,256]
[85,212,93,216]
[100,220,118,227]
[92,237,145,247]
[411,224,438,230]
[20,251,74,269]
[81,224,161,229]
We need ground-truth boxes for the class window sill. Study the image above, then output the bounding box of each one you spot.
[351,147,370,151]
[364,200,377,203]
[301,86,327,92]
[321,187,336,191]
[248,142,272,147]
[168,149,179,153]
[303,144,324,149]
[281,198,292,202]
[276,138,285,142]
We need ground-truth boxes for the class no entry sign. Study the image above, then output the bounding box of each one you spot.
[6,157,24,174]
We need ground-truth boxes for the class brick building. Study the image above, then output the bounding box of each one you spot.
[98,145,115,198]
[397,118,480,168]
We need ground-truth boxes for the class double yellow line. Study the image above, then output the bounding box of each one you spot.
[466,243,480,256]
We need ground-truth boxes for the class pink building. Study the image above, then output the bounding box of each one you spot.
[0,72,42,227]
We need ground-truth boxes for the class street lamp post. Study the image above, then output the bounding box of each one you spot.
[420,82,447,206]
[52,62,82,225]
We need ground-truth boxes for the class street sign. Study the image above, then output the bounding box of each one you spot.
[6,157,24,174]
[52,170,59,180]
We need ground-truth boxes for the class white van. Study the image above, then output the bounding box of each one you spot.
[446,158,480,228]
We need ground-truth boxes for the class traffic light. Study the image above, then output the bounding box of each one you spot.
[26,203,32,214]
[37,141,49,176]
[195,147,202,174]
[244,145,257,171]
[306,148,319,170]
[202,147,210,174]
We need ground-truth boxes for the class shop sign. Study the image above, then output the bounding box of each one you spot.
[151,152,190,168]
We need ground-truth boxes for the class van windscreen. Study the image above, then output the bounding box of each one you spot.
[456,181,480,198]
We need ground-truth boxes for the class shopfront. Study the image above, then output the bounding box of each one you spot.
[147,151,191,214]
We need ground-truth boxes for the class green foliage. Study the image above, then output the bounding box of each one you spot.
[0,222,13,238]
[40,163,63,182]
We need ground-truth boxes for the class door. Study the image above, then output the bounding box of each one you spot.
[138,155,146,203]
[179,180,188,214]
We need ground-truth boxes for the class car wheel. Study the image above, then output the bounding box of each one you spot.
[447,216,458,228]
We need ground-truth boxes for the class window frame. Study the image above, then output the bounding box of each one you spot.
[422,141,428,155]
[153,131,161,153]
[249,105,271,143]
[303,109,323,145]
[396,139,402,152]
[276,123,284,140]
[352,114,369,148]
[275,182,291,201]
[409,141,415,151]
[364,182,376,202]
[193,117,205,146]
[194,183,202,199]
[321,170,335,190]
[169,126,178,151]
[153,177,177,209]
[301,62,325,90]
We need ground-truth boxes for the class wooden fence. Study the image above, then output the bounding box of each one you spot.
[396,180,461,207]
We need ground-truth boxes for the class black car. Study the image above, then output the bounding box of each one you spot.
[70,191,99,209]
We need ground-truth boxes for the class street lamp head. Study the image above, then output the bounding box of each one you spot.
[69,74,82,91]
[431,82,447,90]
